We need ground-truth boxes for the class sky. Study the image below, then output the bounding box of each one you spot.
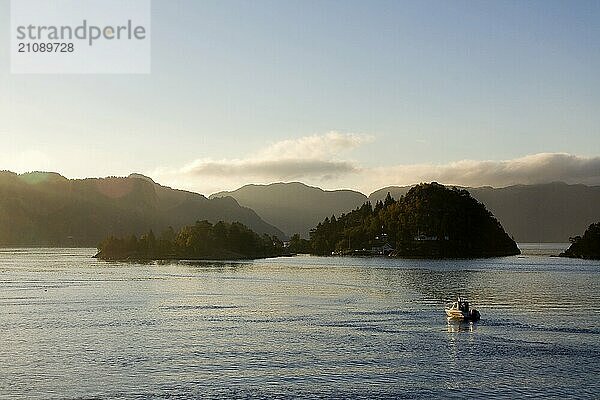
[1,0,599,195]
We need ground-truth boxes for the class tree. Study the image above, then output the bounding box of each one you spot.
[384,192,394,208]
[288,233,311,253]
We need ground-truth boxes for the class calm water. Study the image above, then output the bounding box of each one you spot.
[0,247,599,399]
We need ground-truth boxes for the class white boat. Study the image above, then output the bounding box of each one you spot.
[445,297,480,321]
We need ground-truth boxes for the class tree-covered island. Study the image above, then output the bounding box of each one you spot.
[309,182,520,258]
[560,222,600,259]
[95,220,287,261]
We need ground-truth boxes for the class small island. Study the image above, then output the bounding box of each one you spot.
[309,182,520,258]
[560,222,600,260]
[95,220,286,261]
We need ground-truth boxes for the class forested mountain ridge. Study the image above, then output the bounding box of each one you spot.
[211,181,600,242]
[2,170,596,247]
[0,171,284,246]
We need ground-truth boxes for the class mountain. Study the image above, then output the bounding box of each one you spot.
[0,171,284,246]
[4,171,596,246]
[210,182,368,238]
[369,183,600,243]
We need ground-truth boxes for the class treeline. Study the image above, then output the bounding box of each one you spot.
[309,182,520,258]
[560,222,600,259]
[95,220,286,260]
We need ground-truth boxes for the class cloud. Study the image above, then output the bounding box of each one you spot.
[149,131,600,195]
[183,158,357,179]
[364,153,600,192]
[179,131,369,180]
[150,132,369,193]
[258,131,372,160]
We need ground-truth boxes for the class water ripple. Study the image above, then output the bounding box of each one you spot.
[0,249,598,399]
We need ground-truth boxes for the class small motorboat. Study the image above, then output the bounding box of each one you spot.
[445,297,480,321]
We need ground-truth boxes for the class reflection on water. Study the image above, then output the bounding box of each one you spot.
[401,267,480,304]
[517,242,570,256]
[0,249,599,399]
[446,318,477,333]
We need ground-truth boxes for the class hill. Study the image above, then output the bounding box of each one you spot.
[310,182,520,258]
[0,171,284,247]
[369,183,600,243]
[210,182,367,238]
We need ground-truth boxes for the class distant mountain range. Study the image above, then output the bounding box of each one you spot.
[212,181,600,242]
[1,170,597,246]
[211,182,367,239]
[370,182,600,243]
[0,171,284,246]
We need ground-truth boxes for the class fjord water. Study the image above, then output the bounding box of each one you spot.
[1,248,599,399]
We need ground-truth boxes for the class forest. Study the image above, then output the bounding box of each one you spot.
[95,220,286,260]
[308,182,520,258]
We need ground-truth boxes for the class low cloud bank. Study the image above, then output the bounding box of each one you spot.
[182,131,368,180]
[183,158,358,180]
[368,153,600,190]
[149,132,600,194]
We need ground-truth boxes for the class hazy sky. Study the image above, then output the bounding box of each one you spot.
[1,0,599,194]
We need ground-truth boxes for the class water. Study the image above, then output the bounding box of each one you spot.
[0,247,599,399]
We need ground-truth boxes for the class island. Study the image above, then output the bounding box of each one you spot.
[95,220,287,261]
[559,222,600,259]
[309,182,520,258]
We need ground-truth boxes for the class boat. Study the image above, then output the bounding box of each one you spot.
[445,297,480,321]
